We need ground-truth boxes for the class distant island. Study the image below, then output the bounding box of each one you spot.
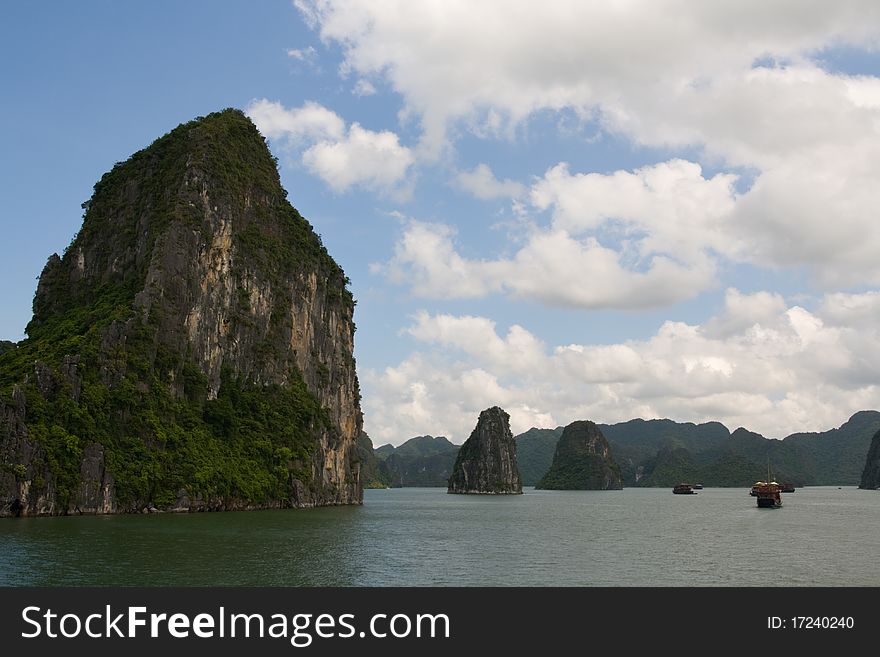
[536,421,622,490]
[360,433,457,488]
[366,410,880,489]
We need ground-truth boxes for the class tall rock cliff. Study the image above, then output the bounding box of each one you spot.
[448,407,522,494]
[859,429,880,489]
[0,109,363,515]
[536,420,622,490]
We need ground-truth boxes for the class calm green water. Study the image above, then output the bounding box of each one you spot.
[0,486,877,586]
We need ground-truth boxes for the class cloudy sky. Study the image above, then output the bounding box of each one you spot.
[3,1,880,444]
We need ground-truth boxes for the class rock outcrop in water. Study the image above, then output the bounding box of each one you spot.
[447,406,522,494]
[0,109,363,516]
[859,429,880,489]
[536,420,622,490]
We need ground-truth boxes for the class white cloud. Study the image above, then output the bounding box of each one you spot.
[380,158,735,309]
[503,230,715,308]
[352,79,377,96]
[296,2,880,285]
[455,163,525,200]
[297,1,880,151]
[302,123,414,193]
[380,143,880,305]
[286,45,317,61]
[819,291,880,327]
[378,220,503,299]
[362,290,880,444]
[246,98,414,195]
[246,98,343,143]
[405,311,546,377]
[703,288,788,338]
[378,218,716,308]
[531,159,740,261]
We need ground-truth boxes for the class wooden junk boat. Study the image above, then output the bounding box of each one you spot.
[672,483,696,494]
[753,463,782,508]
[753,480,782,508]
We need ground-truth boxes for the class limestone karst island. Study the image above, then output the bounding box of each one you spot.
[0,110,362,516]
[447,406,522,495]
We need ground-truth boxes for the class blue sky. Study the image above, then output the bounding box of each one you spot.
[3,1,880,444]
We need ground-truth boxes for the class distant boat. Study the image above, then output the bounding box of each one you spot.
[692,483,704,490]
[754,462,782,508]
[753,481,782,508]
[672,483,696,494]
[780,482,795,493]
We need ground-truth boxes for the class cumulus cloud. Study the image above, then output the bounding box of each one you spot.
[531,159,740,261]
[296,1,880,149]
[246,98,414,195]
[352,79,377,96]
[246,98,343,143]
[296,1,880,285]
[302,123,414,193]
[379,158,736,308]
[819,291,880,327]
[455,164,525,200]
[378,218,716,308]
[703,289,788,338]
[377,220,503,299]
[362,290,880,444]
[405,311,546,377]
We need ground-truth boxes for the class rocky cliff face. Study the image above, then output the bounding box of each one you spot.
[0,109,363,516]
[448,407,522,494]
[859,429,880,489]
[536,420,622,490]
[356,432,389,489]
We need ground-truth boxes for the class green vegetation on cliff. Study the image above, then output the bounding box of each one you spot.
[357,432,390,489]
[860,428,880,489]
[12,363,325,509]
[516,427,563,486]
[374,436,458,487]
[514,413,880,487]
[536,421,622,490]
[0,109,361,514]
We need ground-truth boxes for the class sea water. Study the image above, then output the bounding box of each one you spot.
[0,486,876,586]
